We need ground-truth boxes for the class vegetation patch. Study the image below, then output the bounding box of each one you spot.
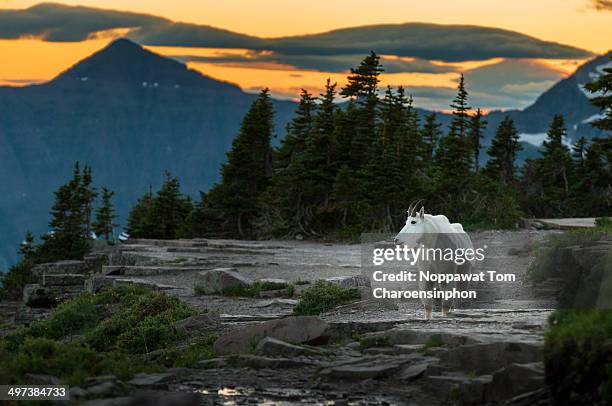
[0,285,215,386]
[544,310,612,404]
[420,334,444,352]
[218,281,292,298]
[293,280,360,315]
[358,335,393,351]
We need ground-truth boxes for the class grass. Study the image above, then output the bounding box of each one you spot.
[0,285,216,386]
[544,310,612,404]
[195,280,294,298]
[293,280,361,315]
[358,336,393,351]
[420,334,444,352]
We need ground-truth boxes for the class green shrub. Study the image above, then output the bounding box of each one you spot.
[212,281,291,298]
[358,336,392,351]
[0,285,213,385]
[0,259,34,300]
[293,280,360,315]
[544,310,612,404]
[420,334,444,352]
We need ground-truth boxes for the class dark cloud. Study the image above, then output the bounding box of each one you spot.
[590,0,612,11]
[177,52,454,74]
[0,3,593,62]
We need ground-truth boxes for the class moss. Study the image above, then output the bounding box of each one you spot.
[219,281,291,298]
[0,285,214,385]
[293,280,360,315]
[420,334,444,352]
[358,336,393,351]
[544,310,612,404]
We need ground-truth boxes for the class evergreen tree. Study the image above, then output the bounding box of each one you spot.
[469,108,487,171]
[38,162,92,261]
[421,112,442,160]
[485,117,521,185]
[276,89,316,169]
[572,136,588,173]
[449,74,471,140]
[79,165,97,235]
[340,53,384,167]
[152,172,193,239]
[206,89,274,237]
[541,114,572,194]
[584,55,612,131]
[93,187,117,241]
[127,187,155,238]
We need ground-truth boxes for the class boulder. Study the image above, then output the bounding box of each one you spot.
[40,273,85,287]
[23,284,83,308]
[196,268,253,294]
[439,342,542,375]
[319,357,404,380]
[25,373,64,385]
[226,354,316,369]
[31,260,89,276]
[174,311,220,335]
[86,276,115,293]
[255,337,324,357]
[485,362,545,402]
[127,372,174,387]
[214,316,329,354]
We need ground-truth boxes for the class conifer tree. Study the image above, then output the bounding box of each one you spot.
[485,117,521,185]
[80,165,97,235]
[541,114,572,194]
[152,171,193,239]
[421,113,442,160]
[469,108,487,171]
[206,89,274,237]
[276,89,316,169]
[127,187,155,238]
[572,136,588,172]
[584,55,612,131]
[93,187,117,241]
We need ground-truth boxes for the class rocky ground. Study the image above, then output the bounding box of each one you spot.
[7,230,564,405]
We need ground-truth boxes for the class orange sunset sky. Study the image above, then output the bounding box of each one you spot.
[0,0,610,110]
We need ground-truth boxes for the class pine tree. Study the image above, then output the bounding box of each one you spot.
[206,89,274,237]
[572,136,588,173]
[340,53,384,168]
[421,113,442,160]
[449,74,471,140]
[541,114,572,194]
[469,108,487,171]
[152,172,193,239]
[485,117,521,185]
[127,187,155,238]
[38,162,92,261]
[584,55,612,131]
[276,89,316,169]
[79,165,97,235]
[93,187,117,241]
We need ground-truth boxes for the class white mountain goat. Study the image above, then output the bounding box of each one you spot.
[394,200,474,319]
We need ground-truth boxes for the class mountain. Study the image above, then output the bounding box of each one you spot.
[479,53,611,155]
[0,39,296,270]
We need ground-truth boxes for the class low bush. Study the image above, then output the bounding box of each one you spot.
[544,310,612,404]
[0,285,215,385]
[293,280,360,315]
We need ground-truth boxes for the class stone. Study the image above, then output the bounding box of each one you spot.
[485,362,545,402]
[253,298,298,308]
[23,284,83,307]
[439,342,542,375]
[86,276,116,293]
[255,337,324,357]
[196,268,253,294]
[227,354,316,369]
[127,372,174,387]
[326,275,371,290]
[398,363,429,381]
[31,260,89,276]
[319,357,404,380]
[257,278,288,285]
[175,311,220,335]
[214,316,330,355]
[40,273,85,287]
[196,358,228,369]
[25,373,64,385]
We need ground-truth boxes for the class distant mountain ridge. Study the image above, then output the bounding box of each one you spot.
[0,40,608,271]
[0,39,296,270]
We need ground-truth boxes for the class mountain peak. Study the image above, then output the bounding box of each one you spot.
[53,37,237,91]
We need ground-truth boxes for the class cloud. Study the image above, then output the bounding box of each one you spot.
[590,0,612,11]
[177,52,453,74]
[0,3,593,62]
